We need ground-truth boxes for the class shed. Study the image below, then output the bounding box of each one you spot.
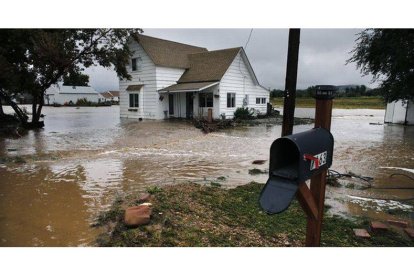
[384,100,414,125]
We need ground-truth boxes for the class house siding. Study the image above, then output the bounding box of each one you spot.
[219,51,269,119]
[385,100,414,125]
[156,66,186,118]
[119,42,158,119]
[44,85,103,105]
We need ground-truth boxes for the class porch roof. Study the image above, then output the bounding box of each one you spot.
[126,84,144,91]
[158,81,219,93]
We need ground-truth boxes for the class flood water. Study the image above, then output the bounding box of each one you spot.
[1,105,413,246]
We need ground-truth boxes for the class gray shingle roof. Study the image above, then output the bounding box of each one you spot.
[158,81,219,92]
[177,47,241,83]
[133,34,208,69]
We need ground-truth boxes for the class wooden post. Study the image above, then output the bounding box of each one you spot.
[282,29,300,136]
[207,108,213,123]
[305,98,333,246]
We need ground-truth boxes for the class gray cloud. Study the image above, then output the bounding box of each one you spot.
[87,28,376,92]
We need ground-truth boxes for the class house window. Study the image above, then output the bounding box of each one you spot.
[256,97,261,104]
[256,97,266,104]
[199,93,213,108]
[261,98,266,104]
[131,57,142,71]
[227,93,235,108]
[131,58,137,71]
[129,93,139,108]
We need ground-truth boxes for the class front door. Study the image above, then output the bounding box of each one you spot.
[186,92,194,119]
[168,94,174,116]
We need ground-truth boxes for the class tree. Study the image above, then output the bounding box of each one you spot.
[348,29,414,102]
[0,29,142,127]
[63,71,90,86]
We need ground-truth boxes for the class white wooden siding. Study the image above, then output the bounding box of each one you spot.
[219,51,269,119]
[407,101,414,125]
[156,67,185,118]
[385,100,414,125]
[119,42,158,119]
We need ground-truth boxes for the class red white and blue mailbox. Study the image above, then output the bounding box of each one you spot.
[259,127,334,214]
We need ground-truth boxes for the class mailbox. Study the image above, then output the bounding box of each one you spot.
[259,127,334,214]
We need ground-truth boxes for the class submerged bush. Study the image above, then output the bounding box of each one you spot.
[76,98,93,106]
[234,107,254,120]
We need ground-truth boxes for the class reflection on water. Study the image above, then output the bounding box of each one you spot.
[1,106,413,246]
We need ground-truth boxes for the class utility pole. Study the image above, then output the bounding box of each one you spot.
[281,29,300,136]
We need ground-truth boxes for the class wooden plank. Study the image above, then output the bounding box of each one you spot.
[296,182,318,221]
[305,98,332,247]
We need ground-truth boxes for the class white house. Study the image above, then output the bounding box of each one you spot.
[100,91,120,103]
[119,34,270,120]
[45,84,103,105]
[384,100,414,125]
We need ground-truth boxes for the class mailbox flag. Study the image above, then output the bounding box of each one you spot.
[259,177,298,214]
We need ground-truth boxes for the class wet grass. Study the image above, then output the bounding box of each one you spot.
[0,156,27,164]
[271,96,385,109]
[248,168,268,175]
[95,182,414,247]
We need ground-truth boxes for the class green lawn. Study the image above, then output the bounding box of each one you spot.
[271,96,385,109]
[95,182,414,247]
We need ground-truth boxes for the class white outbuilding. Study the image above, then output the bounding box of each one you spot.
[384,100,414,125]
[45,84,103,105]
[119,34,270,120]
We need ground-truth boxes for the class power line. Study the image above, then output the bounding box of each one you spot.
[244,29,253,50]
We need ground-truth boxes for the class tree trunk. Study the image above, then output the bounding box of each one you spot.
[0,89,29,123]
[0,98,4,116]
[32,94,38,122]
[29,92,45,128]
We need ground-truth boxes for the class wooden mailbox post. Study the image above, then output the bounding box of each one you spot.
[296,87,334,247]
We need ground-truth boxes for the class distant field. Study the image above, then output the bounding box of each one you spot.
[271,96,385,109]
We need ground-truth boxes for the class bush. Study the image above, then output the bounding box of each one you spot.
[234,107,254,120]
[75,98,93,106]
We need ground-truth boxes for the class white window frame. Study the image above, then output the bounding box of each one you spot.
[227,93,236,108]
[129,93,139,108]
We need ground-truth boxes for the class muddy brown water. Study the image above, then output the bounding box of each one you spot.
[1,105,413,246]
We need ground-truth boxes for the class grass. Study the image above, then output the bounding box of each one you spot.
[248,168,268,175]
[95,182,414,247]
[271,96,385,109]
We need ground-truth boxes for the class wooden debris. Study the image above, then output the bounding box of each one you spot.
[353,228,371,238]
[387,219,408,228]
[404,228,414,239]
[370,221,388,232]
[252,160,267,165]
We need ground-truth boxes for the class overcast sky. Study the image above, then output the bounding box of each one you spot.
[85,28,376,92]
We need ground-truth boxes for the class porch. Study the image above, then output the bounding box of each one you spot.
[158,81,219,119]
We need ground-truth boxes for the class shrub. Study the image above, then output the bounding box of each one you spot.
[76,98,93,106]
[234,107,254,120]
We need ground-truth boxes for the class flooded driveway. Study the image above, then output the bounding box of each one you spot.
[1,105,413,246]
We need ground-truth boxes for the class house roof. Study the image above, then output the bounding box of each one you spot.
[177,47,242,83]
[109,91,120,97]
[158,81,219,93]
[132,35,262,88]
[100,92,112,98]
[133,34,208,69]
[126,85,144,91]
[46,84,98,95]
[100,91,120,98]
